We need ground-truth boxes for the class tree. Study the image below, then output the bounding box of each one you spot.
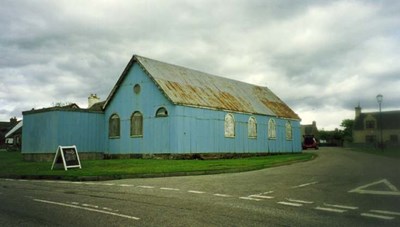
[340,119,354,143]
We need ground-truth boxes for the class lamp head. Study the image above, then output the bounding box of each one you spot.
[376,94,383,104]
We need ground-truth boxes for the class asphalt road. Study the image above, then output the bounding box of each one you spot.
[1,147,400,226]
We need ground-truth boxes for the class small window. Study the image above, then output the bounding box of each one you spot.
[248,116,257,138]
[268,119,276,139]
[366,135,376,143]
[133,84,141,94]
[131,111,143,137]
[365,120,375,129]
[109,114,120,138]
[224,113,235,138]
[156,107,168,117]
[286,121,292,140]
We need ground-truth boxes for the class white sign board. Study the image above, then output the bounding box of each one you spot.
[51,145,82,170]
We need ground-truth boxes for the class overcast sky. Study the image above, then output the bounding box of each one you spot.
[1,0,399,130]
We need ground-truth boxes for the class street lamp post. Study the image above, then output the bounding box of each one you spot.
[376,94,383,151]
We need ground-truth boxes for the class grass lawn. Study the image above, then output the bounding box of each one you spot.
[347,146,400,159]
[0,151,316,181]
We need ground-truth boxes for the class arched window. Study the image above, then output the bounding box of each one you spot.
[224,113,235,138]
[131,111,143,137]
[248,116,257,138]
[109,114,120,138]
[286,121,293,140]
[268,119,276,139]
[156,107,168,117]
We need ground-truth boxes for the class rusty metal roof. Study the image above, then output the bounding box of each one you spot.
[104,55,300,120]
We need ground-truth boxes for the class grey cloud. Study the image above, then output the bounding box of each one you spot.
[1,0,399,129]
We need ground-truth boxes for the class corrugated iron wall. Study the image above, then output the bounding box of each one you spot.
[22,110,104,154]
[105,62,302,154]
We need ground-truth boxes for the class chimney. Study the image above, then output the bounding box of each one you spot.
[355,104,361,118]
[10,117,17,124]
[88,94,100,108]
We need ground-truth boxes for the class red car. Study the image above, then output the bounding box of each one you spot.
[302,135,319,150]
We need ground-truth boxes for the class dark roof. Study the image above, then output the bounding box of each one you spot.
[104,55,300,119]
[23,103,103,115]
[88,101,106,111]
[354,110,400,130]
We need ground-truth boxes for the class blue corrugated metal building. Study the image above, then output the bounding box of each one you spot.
[22,55,302,160]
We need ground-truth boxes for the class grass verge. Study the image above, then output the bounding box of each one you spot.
[0,151,316,181]
[346,146,400,159]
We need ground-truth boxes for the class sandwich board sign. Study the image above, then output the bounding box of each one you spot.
[51,145,82,170]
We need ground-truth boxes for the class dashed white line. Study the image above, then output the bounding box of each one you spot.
[34,199,140,220]
[324,203,358,210]
[137,185,155,189]
[99,183,115,186]
[188,190,206,194]
[119,184,134,187]
[160,187,180,191]
[370,209,400,216]
[82,203,99,209]
[277,201,303,207]
[291,181,318,189]
[361,213,395,220]
[249,195,274,199]
[239,197,262,201]
[213,193,232,198]
[286,198,314,204]
[315,206,347,213]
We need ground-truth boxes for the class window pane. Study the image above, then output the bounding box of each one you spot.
[248,117,257,138]
[109,114,120,138]
[131,112,143,136]
[224,113,235,137]
[268,119,276,139]
[286,121,292,140]
[156,107,168,117]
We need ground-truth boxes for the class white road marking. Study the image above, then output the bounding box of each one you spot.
[315,206,347,213]
[160,187,180,191]
[100,183,115,186]
[71,202,79,205]
[277,201,303,207]
[286,198,314,204]
[137,185,155,189]
[83,182,96,185]
[213,194,232,198]
[33,199,140,220]
[370,210,400,216]
[249,195,274,199]
[188,190,206,194]
[324,203,358,210]
[82,203,99,209]
[119,184,134,187]
[239,197,262,201]
[291,181,318,189]
[349,179,400,196]
[361,213,395,220]
[263,191,274,194]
